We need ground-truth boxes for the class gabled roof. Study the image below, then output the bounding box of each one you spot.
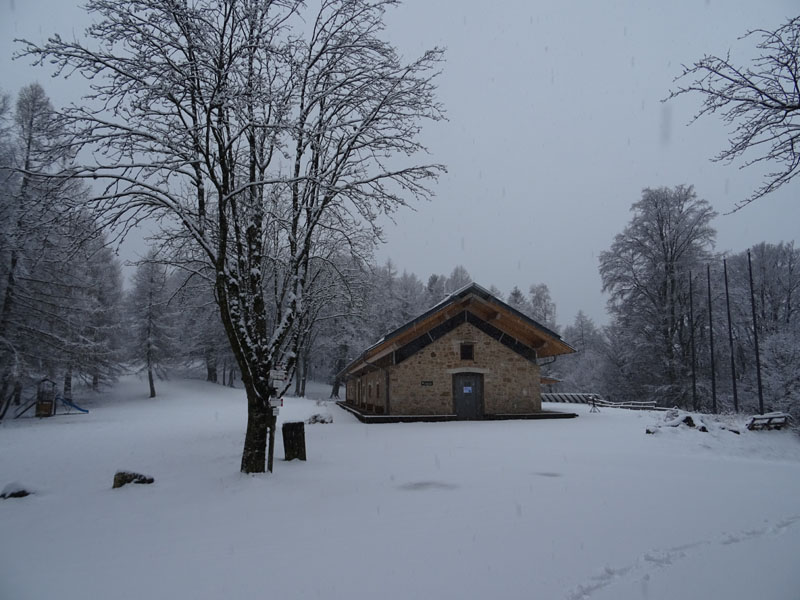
[342,282,575,377]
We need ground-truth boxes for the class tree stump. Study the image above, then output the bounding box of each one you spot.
[282,422,307,461]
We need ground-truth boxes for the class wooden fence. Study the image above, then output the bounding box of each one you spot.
[542,393,665,411]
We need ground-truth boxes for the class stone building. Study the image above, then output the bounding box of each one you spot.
[340,283,575,420]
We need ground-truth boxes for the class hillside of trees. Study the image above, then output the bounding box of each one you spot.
[1,84,797,426]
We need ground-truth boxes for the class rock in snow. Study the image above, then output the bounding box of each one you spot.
[1,482,31,499]
[112,471,154,489]
[306,413,333,424]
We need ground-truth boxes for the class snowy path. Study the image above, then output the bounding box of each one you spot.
[1,378,799,600]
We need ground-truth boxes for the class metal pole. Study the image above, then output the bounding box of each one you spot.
[689,272,697,411]
[747,250,764,414]
[707,264,717,413]
[723,259,739,413]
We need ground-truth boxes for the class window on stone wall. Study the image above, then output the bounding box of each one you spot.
[376,383,381,399]
[460,343,474,360]
[368,383,372,399]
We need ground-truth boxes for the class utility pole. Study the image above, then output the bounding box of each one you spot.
[706,265,717,413]
[747,250,764,414]
[689,272,697,412]
[723,258,738,413]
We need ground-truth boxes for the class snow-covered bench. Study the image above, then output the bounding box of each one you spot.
[746,412,790,431]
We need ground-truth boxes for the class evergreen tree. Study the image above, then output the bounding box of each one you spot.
[1,85,122,418]
[506,286,531,315]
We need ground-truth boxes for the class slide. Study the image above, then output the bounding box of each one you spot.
[60,397,89,414]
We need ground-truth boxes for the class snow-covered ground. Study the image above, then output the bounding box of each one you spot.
[1,377,799,600]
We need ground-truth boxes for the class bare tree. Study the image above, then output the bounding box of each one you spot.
[556,311,608,394]
[528,282,557,331]
[725,242,800,416]
[127,253,178,399]
[446,265,472,292]
[668,16,800,208]
[599,186,717,406]
[487,284,504,301]
[18,0,444,472]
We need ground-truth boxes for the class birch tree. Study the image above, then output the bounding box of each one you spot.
[19,0,444,472]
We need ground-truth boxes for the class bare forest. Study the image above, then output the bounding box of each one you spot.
[2,3,798,474]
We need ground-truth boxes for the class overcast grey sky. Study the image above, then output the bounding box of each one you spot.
[2,0,798,327]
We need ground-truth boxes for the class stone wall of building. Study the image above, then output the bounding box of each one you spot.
[387,322,541,415]
[361,369,387,414]
[345,369,388,414]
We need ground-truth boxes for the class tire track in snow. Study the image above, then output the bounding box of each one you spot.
[565,515,800,600]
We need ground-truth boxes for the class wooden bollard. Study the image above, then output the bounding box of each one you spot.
[282,421,307,461]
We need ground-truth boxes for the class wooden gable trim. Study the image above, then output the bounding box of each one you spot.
[466,311,537,362]
[394,310,466,363]
[391,310,537,366]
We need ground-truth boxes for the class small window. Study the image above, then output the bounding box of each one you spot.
[368,383,372,399]
[460,343,474,360]
[376,383,381,399]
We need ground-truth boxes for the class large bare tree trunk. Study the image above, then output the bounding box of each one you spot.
[20,0,444,475]
[241,398,269,472]
[239,376,276,473]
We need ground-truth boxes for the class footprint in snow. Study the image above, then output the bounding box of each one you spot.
[565,515,800,599]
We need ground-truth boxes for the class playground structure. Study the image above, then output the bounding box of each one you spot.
[35,379,56,417]
[13,378,89,419]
